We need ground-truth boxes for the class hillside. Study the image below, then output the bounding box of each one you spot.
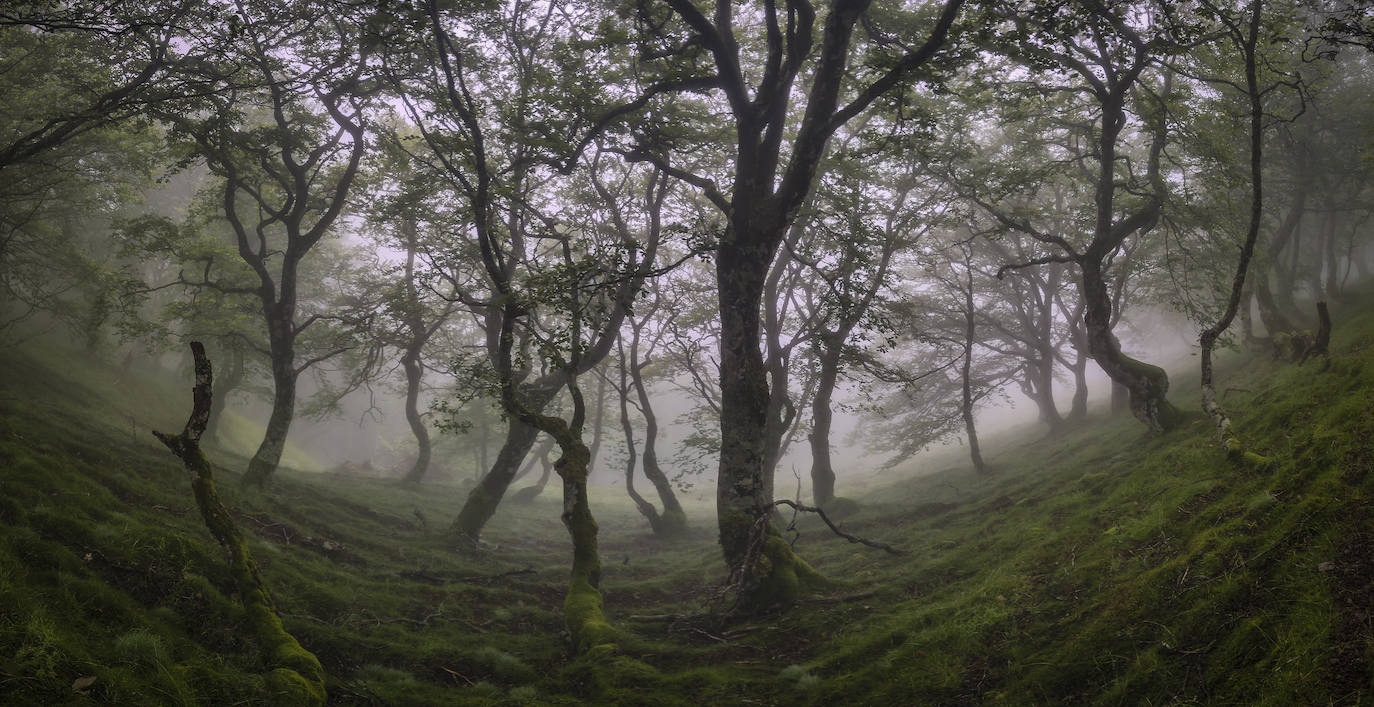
[1,301,1371,706]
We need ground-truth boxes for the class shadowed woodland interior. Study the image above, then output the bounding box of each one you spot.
[1,0,1373,704]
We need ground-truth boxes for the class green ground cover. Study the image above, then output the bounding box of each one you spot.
[1,301,1370,705]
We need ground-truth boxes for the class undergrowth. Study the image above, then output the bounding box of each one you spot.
[0,297,1370,705]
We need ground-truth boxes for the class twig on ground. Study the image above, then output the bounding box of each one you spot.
[767,499,906,556]
[794,591,878,605]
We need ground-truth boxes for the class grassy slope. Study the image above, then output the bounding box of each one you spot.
[0,300,1370,706]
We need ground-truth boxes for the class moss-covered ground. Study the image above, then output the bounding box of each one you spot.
[1,298,1371,705]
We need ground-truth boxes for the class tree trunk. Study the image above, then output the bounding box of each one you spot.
[808,341,842,507]
[1323,210,1343,302]
[451,385,557,540]
[623,345,687,535]
[716,232,824,609]
[620,374,660,530]
[400,347,431,485]
[1028,358,1063,433]
[556,435,611,652]
[1198,0,1271,471]
[1067,350,1088,421]
[154,343,325,705]
[510,447,555,504]
[961,283,987,473]
[204,345,245,446]
[1238,285,1258,349]
[1110,381,1129,414]
[503,377,611,653]
[1082,262,1181,433]
[1253,271,1295,336]
[243,319,296,487]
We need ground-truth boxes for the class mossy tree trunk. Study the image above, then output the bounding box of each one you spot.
[1198,0,1273,469]
[641,0,963,611]
[154,343,326,706]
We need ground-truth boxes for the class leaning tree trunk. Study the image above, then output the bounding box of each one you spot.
[635,391,687,536]
[510,444,554,504]
[243,318,296,487]
[1082,262,1182,433]
[450,383,559,540]
[1253,272,1295,338]
[622,346,687,536]
[154,343,325,705]
[400,346,432,485]
[1198,0,1272,471]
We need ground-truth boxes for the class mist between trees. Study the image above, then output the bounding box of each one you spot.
[2,0,1372,646]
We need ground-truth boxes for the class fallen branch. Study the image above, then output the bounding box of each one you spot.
[795,591,879,605]
[625,612,705,622]
[398,566,536,585]
[768,499,906,556]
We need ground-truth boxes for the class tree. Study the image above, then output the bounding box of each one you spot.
[969,0,1185,432]
[798,152,930,507]
[630,0,965,607]
[611,278,689,536]
[156,0,375,486]
[152,342,326,705]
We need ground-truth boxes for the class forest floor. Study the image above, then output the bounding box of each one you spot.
[2,298,1372,706]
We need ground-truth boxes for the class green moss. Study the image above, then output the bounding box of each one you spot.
[2,296,1373,706]
[564,577,616,653]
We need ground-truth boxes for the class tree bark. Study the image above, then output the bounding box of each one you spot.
[399,346,431,485]
[1083,261,1181,432]
[809,338,842,507]
[154,343,325,705]
[450,389,553,539]
[244,314,296,487]
[204,344,244,446]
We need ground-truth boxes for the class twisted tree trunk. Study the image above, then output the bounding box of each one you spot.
[155,343,325,705]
